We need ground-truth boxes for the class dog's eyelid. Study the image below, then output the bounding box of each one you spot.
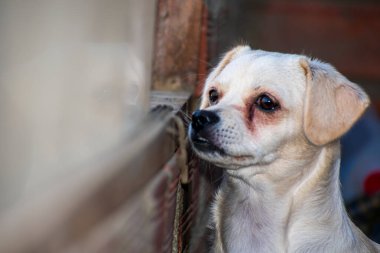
[255,93,276,103]
[257,92,277,101]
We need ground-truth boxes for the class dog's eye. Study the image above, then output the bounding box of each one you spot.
[255,94,279,112]
[209,89,219,105]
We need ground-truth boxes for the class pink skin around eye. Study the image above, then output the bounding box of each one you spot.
[232,103,256,133]
[233,94,285,136]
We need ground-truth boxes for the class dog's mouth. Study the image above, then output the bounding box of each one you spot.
[190,134,226,155]
[191,138,259,171]
[189,127,256,168]
[190,135,256,168]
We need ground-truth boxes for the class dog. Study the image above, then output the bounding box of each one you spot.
[188,46,380,253]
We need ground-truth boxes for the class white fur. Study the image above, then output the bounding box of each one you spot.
[189,46,380,253]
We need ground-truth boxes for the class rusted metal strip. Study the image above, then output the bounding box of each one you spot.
[195,3,209,97]
[152,0,204,91]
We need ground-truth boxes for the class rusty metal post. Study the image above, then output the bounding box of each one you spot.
[152,0,204,91]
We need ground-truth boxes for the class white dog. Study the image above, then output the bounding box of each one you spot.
[188,46,380,253]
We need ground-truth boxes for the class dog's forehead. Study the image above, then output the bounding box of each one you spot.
[210,51,306,104]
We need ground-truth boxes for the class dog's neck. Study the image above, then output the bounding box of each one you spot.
[215,141,374,253]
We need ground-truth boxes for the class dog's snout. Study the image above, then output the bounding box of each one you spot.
[191,110,220,132]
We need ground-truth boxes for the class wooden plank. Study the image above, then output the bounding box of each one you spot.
[150,90,191,110]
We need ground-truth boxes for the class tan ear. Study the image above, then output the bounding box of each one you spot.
[200,45,251,108]
[300,58,370,146]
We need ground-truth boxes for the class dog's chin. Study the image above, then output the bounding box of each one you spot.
[190,140,256,169]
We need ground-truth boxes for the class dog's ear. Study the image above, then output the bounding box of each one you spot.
[201,45,251,108]
[300,58,370,146]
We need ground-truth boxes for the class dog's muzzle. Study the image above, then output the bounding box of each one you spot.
[190,110,224,153]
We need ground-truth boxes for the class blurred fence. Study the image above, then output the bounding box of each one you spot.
[0,0,213,252]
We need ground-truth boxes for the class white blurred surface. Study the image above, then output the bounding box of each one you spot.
[0,0,156,210]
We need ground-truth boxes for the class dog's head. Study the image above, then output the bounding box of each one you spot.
[189,46,369,169]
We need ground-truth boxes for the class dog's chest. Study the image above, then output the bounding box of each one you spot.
[213,188,285,253]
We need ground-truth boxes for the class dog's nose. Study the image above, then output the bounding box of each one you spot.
[191,110,220,132]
